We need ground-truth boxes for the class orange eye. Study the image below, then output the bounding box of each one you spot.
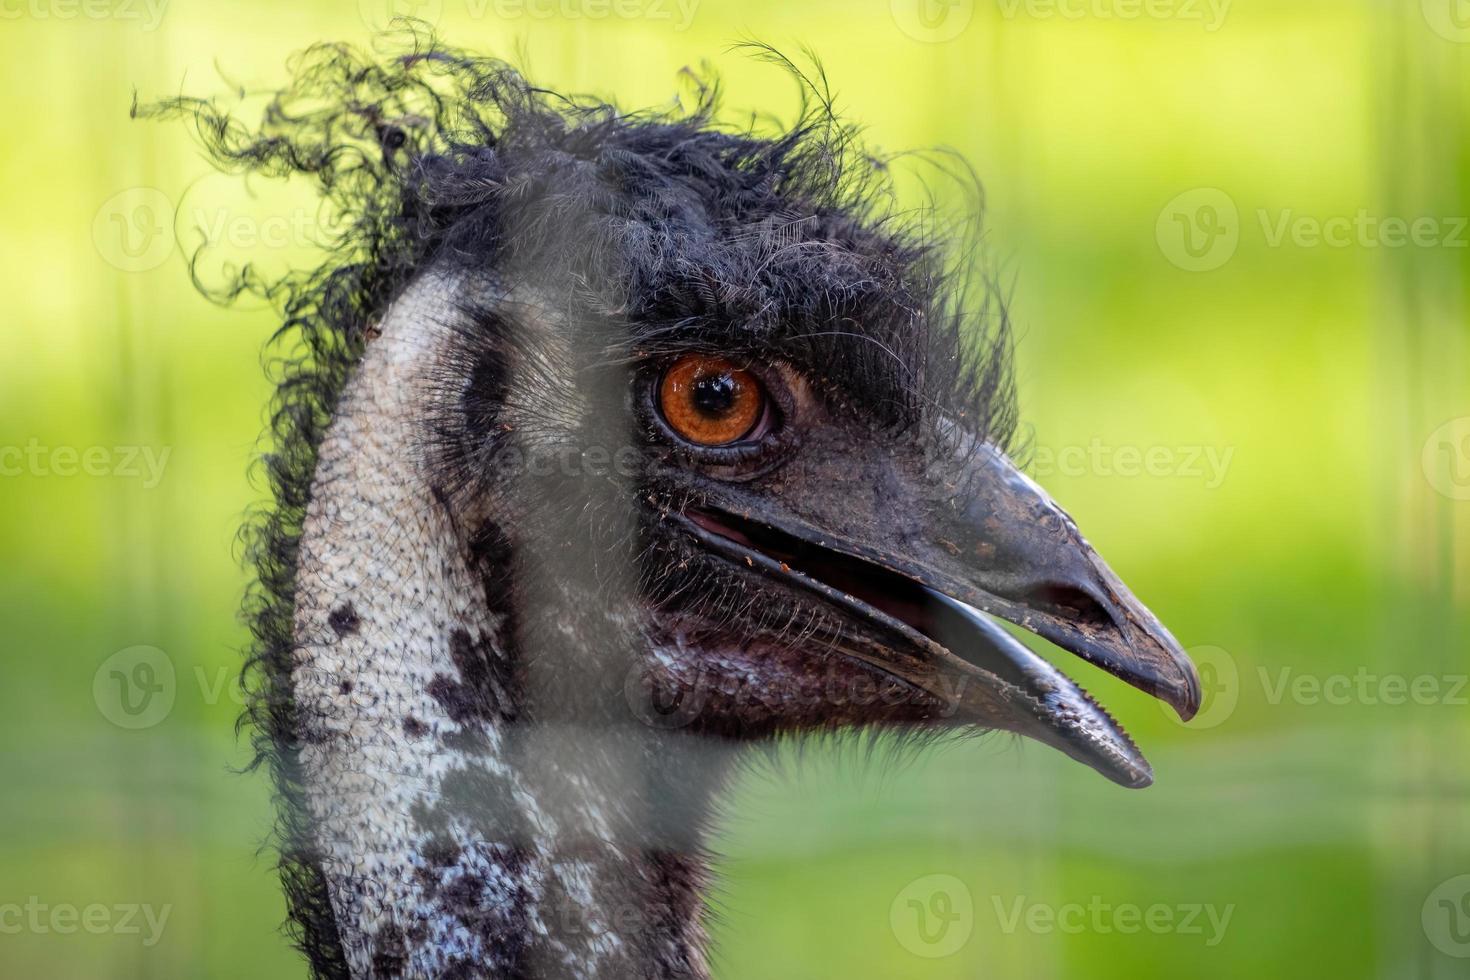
[658,354,765,447]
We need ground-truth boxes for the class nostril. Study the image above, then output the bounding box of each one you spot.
[1024,584,1113,629]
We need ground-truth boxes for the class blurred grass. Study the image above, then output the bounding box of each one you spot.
[1,1,1467,977]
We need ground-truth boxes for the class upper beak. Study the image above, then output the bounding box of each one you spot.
[925,443,1201,723]
[684,441,1200,788]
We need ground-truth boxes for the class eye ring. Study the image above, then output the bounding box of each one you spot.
[657,354,767,447]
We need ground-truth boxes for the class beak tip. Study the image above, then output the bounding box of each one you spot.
[1123,618,1201,723]
[1100,754,1154,789]
[1150,671,1201,724]
[1167,653,1204,723]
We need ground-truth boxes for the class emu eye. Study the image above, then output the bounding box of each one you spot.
[658,355,766,447]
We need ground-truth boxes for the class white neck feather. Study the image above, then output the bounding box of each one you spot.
[292,273,715,979]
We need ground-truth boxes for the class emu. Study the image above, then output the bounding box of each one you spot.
[151,38,1200,979]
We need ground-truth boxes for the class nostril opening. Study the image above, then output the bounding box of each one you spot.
[1025,584,1113,628]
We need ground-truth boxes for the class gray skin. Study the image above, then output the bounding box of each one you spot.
[291,269,1200,979]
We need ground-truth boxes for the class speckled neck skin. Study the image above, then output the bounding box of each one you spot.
[292,274,728,979]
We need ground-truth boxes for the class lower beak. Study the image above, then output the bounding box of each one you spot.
[920,588,1156,788]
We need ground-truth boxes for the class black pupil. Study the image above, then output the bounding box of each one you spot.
[692,373,739,417]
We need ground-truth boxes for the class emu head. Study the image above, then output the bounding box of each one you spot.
[429,249,1203,773]
[158,41,1199,979]
[406,105,1200,780]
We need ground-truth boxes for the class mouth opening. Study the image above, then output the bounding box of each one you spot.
[682,505,1156,788]
[686,508,1041,692]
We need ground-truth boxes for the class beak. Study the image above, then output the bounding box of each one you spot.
[922,588,1159,788]
[681,442,1200,788]
[925,443,1201,722]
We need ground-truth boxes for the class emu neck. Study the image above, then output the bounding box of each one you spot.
[291,274,725,979]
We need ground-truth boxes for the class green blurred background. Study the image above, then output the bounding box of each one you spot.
[2,0,1468,976]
